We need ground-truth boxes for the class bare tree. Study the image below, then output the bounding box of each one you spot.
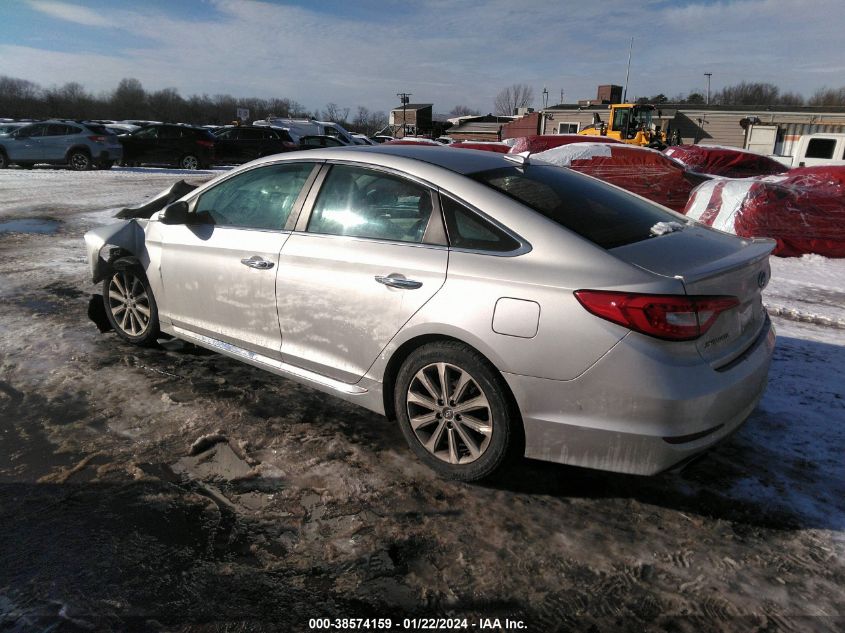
[494,84,533,116]
[110,78,147,119]
[808,86,845,106]
[322,102,350,123]
[449,104,479,117]
[715,81,780,105]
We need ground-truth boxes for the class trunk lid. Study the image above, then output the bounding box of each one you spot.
[611,225,775,367]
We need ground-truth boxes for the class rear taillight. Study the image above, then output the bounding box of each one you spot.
[196,139,214,148]
[574,290,739,341]
[88,135,108,143]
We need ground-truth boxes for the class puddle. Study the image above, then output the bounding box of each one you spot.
[0,218,60,235]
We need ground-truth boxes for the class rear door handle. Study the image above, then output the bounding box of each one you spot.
[375,275,422,289]
[240,256,274,270]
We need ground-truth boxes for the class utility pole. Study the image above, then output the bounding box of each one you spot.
[622,37,633,103]
[704,73,712,105]
[560,89,564,105]
[396,92,412,137]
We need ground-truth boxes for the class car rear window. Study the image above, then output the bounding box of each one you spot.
[469,164,680,249]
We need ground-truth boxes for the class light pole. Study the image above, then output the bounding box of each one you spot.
[396,92,412,137]
[542,87,548,109]
[704,73,712,105]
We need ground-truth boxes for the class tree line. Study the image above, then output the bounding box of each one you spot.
[637,82,845,107]
[0,76,389,135]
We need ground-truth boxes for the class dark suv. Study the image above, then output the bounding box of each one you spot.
[0,120,123,170]
[119,124,215,170]
[212,125,296,164]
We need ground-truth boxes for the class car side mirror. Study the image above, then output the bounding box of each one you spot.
[160,201,190,225]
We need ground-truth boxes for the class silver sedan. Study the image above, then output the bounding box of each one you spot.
[84,145,775,481]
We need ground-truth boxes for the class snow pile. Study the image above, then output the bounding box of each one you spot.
[684,166,845,257]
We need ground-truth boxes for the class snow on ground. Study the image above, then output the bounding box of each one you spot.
[0,165,843,628]
[766,254,845,327]
[0,165,224,219]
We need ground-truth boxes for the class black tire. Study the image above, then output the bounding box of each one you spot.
[98,161,114,170]
[179,154,200,170]
[68,150,91,171]
[394,341,516,481]
[19,163,34,170]
[0,152,7,169]
[102,258,160,346]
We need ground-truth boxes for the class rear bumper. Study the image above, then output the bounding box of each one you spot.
[504,317,775,475]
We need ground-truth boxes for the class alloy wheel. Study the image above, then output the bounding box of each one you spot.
[406,362,493,464]
[70,152,90,170]
[107,270,152,337]
[181,155,199,170]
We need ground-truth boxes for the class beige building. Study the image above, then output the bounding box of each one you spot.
[539,104,845,149]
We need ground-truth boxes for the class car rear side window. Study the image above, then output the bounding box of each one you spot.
[470,165,680,249]
[307,165,433,243]
[194,163,314,230]
[440,195,520,252]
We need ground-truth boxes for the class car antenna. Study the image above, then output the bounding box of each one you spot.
[503,151,531,166]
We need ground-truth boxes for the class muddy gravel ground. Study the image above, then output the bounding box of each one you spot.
[0,167,843,633]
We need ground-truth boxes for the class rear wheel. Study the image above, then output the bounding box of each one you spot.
[394,341,515,481]
[179,154,199,170]
[0,152,7,169]
[68,150,91,171]
[102,259,160,346]
[98,160,114,170]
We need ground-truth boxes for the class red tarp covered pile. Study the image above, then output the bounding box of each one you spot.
[665,144,789,178]
[509,134,622,154]
[535,143,706,212]
[684,166,845,257]
[450,141,511,153]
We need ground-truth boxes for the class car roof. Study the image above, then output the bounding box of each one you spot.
[299,144,514,175]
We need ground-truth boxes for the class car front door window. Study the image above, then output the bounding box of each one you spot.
[194,163,315,230]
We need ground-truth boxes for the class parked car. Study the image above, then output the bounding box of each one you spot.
[104,123,139,137]
[119,124,215,170]
[351,133,376,145]
[299,135,348,149]
[212,125,296,164]
[253,117,356,144]
[84,145,775,481]
[765,133,845,168]
[371,135,395,144]
[0,119,122,170]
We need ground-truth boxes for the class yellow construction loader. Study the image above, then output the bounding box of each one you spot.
[578,103,678,148]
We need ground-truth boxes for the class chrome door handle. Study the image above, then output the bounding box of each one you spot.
[240,256,275,270]
[375,275,422,289]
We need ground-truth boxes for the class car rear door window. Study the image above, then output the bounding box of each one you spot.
[193,163,315,230]
[470,164,680,249]
[440,195,520,252]
[306,165,434,243]
[241,128,263,140]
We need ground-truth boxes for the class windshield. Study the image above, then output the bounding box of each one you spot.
[470,164,681,249]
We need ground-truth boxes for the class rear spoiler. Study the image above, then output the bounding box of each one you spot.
[114,180,199,219]
[678,238,775,284]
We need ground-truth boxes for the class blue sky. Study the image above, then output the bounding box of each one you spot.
[0,0,843,114]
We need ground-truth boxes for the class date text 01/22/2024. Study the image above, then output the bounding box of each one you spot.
[307,617,528,630]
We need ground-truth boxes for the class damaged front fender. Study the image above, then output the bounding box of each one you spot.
[84,220,147,283]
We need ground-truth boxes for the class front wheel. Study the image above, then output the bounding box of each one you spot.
[0,152,7,169]
[102,259,160,346]
[394,341,516,481]
[179,154,199,170]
